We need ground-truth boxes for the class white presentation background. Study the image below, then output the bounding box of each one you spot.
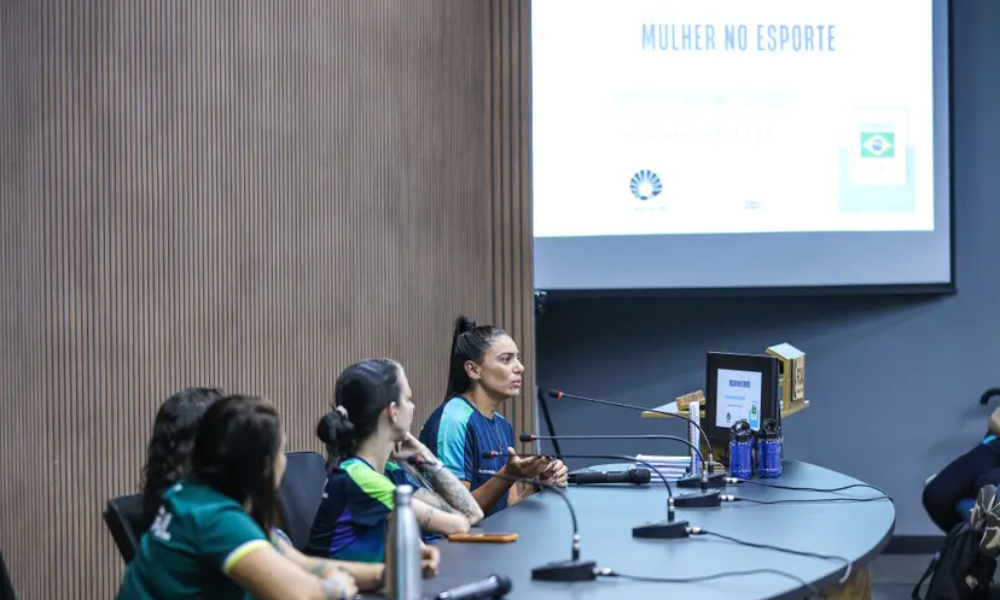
[532,0,952,292]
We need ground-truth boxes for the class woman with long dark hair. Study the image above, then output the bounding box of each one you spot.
[419,316,568,515]
[307,358,483,562]
[139,387,222,530]
[117,395,403,600]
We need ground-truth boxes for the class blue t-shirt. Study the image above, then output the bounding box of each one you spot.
[418,396,515,516]
[305,457,423,563]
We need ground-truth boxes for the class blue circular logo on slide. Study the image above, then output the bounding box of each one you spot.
[629,170,663,200]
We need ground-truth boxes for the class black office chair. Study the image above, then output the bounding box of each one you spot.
[103,493,146,564]
[1,550,19,600]
[278,451,329,551]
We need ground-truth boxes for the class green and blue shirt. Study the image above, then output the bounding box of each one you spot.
[116,480,269,600]
[305,457,423,563]
[419,396,515,516]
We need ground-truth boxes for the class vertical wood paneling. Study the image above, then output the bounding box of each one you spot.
[488,0,536,450]
[0,1,535,599]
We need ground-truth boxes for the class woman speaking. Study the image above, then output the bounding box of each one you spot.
[419,316,569,516]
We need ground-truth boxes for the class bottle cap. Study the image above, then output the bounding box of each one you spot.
[760,418,781,440]
[394,484,414,506]
[730,419,752,442]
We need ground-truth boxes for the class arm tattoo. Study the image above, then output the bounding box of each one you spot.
[420,512,433,529]
[412,488,455,513]
[429,467,483,521]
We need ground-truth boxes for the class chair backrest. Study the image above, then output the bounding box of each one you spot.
[278,451,329,551]
[103,493,146,564]
[1,550,18,600]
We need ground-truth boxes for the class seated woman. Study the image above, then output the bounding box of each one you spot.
[132,389,439,594]
[306,358,484,562]
[419,316,568,516]
[117,395,406,600]
[923,408,1000,534]
[139,387,223,531]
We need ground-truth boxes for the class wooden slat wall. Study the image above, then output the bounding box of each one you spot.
[0,1,535,599]
[488,0,536,451]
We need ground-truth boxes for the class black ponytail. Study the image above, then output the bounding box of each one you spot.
[444,315,505,402]
[317,358,403,471]
[316,410,355,472]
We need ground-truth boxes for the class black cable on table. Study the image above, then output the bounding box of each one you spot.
[733,479,889,497]
[733,495,891,506]
[599,567,826,599]
[692,529,852,585]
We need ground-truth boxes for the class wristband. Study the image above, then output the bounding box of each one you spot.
[420,459,446,479]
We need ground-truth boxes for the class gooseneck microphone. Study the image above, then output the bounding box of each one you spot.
[519,434,722,508]
[487,470,598,582]
[484,451,692,539]
[434,574,512,600]
[544,389,726,489]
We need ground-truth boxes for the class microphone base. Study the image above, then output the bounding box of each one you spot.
[673,490,722,508]
[531,559,598,582]
[677,472,727,489]
[632,519,690,539]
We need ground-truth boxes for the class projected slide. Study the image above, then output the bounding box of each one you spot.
[533,0,936,238]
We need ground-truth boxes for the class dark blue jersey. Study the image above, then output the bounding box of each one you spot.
[419,396,514,516]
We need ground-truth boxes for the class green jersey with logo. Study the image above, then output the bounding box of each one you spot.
[116,480,269,600]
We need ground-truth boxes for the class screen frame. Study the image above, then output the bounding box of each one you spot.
[704,352,781,448]
[528,0,956,300]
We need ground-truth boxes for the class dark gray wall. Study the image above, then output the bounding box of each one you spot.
[535,0,1000,537]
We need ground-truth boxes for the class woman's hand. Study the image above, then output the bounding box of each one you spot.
[502,447,548,480]
[320,568,358,600]
[392,432,436,465]
[539,458,569,488]
[421,542,441,578]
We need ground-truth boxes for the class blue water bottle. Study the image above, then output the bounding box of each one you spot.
[729,419,753,479]
[757,418,783,478]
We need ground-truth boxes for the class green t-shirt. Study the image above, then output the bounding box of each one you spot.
[116,480,269,600]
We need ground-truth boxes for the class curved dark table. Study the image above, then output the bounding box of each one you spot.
[421,461,895,600]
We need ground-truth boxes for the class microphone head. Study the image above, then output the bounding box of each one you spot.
[481,450,502,459]
[519,433,535,443]
[546,389,563,399]
[629,468,652,484]
[492,574,513,595]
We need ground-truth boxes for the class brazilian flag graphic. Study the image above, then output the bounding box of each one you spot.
[860,132,895,158]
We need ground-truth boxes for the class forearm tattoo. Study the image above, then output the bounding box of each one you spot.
[428,466,483,521]
[412,488,456,513]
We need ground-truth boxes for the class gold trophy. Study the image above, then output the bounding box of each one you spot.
[766,343,809,417]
